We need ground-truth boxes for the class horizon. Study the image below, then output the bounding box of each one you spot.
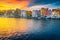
[0,8,60,11]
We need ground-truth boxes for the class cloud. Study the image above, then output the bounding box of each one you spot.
[26,4,60,10]
[16,0,28,1]
[29,0,60,6]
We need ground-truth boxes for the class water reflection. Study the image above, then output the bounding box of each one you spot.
[0,18,60,40]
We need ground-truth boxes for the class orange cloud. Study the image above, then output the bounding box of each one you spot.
[0,0,29,10]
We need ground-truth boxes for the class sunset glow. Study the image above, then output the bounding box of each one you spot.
[0,0,29,10]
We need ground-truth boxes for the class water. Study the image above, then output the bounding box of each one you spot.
[0,18,60,40]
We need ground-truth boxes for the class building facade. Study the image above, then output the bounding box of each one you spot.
[21,10,27,18]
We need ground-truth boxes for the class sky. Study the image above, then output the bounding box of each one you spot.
[0,0,60,10]
[0,0,30,10]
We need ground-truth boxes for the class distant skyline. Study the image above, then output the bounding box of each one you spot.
[0,0,60,10]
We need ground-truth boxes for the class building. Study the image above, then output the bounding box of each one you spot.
[46,9,52,18]
[21,10,27,18]
[51,8,60,18]
[48,9,52,16]
[26,11,32,18]
[6,9,15,17]
[52,9,60,15]
[32,10,41,18]
[40,8,49,16]
[14,9,21,18]
[2,10,8,17]
[0,10,4,16]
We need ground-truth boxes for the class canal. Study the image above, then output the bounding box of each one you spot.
[0,18,60,40]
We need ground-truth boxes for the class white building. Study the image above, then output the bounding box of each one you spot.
[32,10,40,18]
[21,10,27,18]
